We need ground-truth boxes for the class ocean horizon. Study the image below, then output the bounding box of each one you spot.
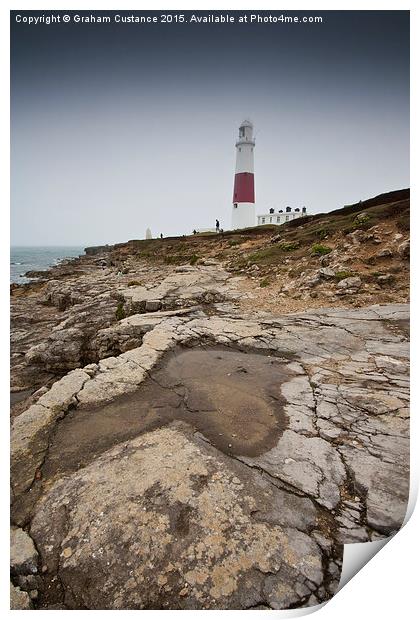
[10,246,86,284]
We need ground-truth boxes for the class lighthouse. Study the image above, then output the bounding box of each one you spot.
[232,119,256,229]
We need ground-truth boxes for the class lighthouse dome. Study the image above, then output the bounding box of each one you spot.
[240,119,253,128]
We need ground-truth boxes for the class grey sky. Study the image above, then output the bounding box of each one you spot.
[11,10,409,246]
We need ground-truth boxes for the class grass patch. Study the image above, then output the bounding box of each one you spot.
[248,241,300,266]
[163,255,188,265]
[260,277,271,288]
[315,228,330,240]
[278,241,300,252]
[353,213,370,226]
[190,254,199,265]
[311,243,332,256]
[335,270,354,281]
[127,280,142,287]
[115,302,126,321]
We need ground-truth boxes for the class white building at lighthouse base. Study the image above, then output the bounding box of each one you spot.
[257,208,308,227]
[232,202,256,229]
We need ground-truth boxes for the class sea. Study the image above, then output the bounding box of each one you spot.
[10,246,85,284]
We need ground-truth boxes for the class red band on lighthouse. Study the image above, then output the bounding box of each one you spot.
[233,172,255,204]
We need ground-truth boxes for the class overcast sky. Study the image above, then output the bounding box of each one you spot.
[11,10,409,246]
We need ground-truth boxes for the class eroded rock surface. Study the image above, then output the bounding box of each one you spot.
[11,252,409,610]
[31,426,336,610]
[10,527,38,575]
[10,583,32,610]
[123,264,241,314]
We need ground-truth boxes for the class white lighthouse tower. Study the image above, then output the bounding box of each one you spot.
[232,119,256,229]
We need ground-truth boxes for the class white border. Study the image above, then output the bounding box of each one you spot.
[2,2,417,618]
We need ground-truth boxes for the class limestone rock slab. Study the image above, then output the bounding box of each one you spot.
[242,430,346,509]
[10,583,32,609]
[10,527,38,575]
[30,426,328,610]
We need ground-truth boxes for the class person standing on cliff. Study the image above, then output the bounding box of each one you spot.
[216,219,220,233]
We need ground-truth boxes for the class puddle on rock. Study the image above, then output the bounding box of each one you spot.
[10,389,33,406]
[43,347,295,480]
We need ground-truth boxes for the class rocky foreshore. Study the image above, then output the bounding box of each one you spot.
[10,201,410,609]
